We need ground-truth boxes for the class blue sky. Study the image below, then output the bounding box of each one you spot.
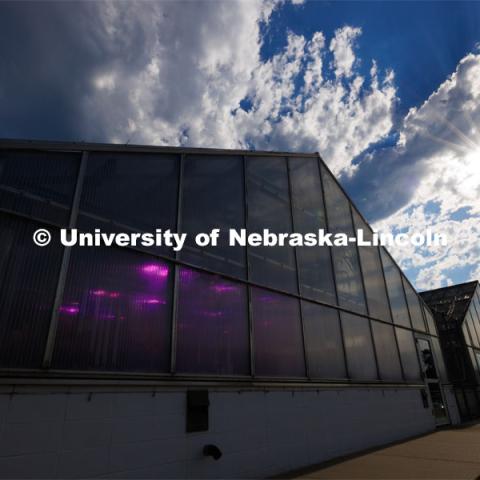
[263,2,480,115]
[0,0,479,290]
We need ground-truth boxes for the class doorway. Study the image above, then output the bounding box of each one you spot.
[416,338,450,426]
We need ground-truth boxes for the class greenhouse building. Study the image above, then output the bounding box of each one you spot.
[0,139,459,478]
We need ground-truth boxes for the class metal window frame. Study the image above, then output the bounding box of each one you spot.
[286,156,309,379]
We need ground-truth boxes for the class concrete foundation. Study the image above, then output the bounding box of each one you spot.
[0,386,436,478]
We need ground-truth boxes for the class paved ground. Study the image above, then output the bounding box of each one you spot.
[292,423,480,479]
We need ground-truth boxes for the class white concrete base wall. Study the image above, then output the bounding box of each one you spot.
[0,386,435,478]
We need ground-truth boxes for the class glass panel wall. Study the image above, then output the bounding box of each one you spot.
[0,214,63,367]
[246,157,298,293]
[175,267,249,375]
[78,152,179,256]
[301,301,347,379]
[381,249,411,328]
[431,337,447,381]
[423,304,438,336]
[340,312,377,380]
[52,248,173,372]
[180,155,246,278]
[321,166,366,314]
[395,327,421,380]
[402,277,427,332]
[352,210,391,322]
[0,144,441,386]
[0,149,79,225]
[289,157,336,304]
[467,305,480,347]
[251,287,305,377]
[466,311,480,348]
[371,321,402,381]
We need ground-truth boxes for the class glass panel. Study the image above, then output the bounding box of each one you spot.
[78,152,179,256]
[431,337,447,381]
[321,166,366,313]
[395,328,421,381]
[340,312,377,380]
[0,214,63,367]
[466,311,480,348]
[462,321,473,347]
[467,301,480,347]
[371,321,402,381]
[175,267,249,375]
[468,348,480,382]
[423,305,437,336]
[289,157,336,304]
[301,301,346,379]
[180,155,246,278]
[251,287,305,377]
[475,352,480,380]
[402,277,427,332]
[417,338,438,379]
[380,249,410,328]
[427,382,449,424]
[465,389,480,417]
[246,157,297,293]
[52,248,173,372]
[0,149,79,225]
[352,210,391,321]
[470,292,480,324]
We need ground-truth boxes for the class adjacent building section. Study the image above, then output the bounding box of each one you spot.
[422,281,480,421]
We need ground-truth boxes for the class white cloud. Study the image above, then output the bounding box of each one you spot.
[79,1,396,176]
[329,26,361,78]
[370,53,480,290]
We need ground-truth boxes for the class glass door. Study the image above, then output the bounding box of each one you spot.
[417,338,450,426]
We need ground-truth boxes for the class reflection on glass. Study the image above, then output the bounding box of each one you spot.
[340,312,377,380]
[302,301,346,379]
[181,155,246,278]
[321,165,366,313]
[251,287,305,377]
[466,312,480,347]
[417,339,438,379]
[289,158,336,304]
[371,321,402,381]
[352,210,391,321]
[381,249,410,328]
[395,328,421,381]
[402,277,427,332]
[423,305,438,336]
[175,267,249,375]
[246,157,298,293]
[53,248,173,372]
[466,310,480,348]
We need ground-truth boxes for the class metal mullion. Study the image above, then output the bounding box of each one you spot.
[286,156,309,379]
[317,154,349,379]
[0,139,320,160]
[349,203,381,381]
[0,207,64,230]
[42,151,88,368]
[243,156,255,378]
[170,154,185,374]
